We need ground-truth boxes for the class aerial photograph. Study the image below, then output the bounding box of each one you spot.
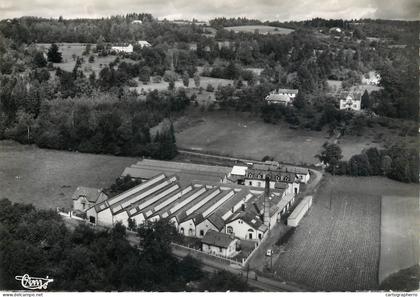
[0,0,418,294]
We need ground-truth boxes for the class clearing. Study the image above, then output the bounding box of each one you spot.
[272,175,418,291]
[174,111,401,165]
[379,195,419,284]
[224,25,294,35]
[0,141,138,210]
[37,43,135,76]
[174,111,327,165]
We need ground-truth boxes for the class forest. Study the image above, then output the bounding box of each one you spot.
[0,15,418,163]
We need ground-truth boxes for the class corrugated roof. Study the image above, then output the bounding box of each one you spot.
[110,175,178,215]
[121,159,230,186]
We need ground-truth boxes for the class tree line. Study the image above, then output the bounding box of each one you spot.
[317,143,418,183]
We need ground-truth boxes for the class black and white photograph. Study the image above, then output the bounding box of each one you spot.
[0,0,418,295]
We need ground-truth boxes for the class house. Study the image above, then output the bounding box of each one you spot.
[132,20,143,24]
[111,44,134,53]
[339,90,362,111]
[189,43,198,51]
[72,187,108,212]
[244,163,300,195]
[137,40,151,48]
[281,165,310,183]
[265,89,299,105]
[329,27,343,35]
[361,71,381,86]
[201,230,238,258]
[217,41,236,50]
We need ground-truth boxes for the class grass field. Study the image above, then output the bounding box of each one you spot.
[379,195,419,284]
[174,111,327,165]
[174,111,399,165]
[272,175,418,291]
[225,25,294,35]
[0,141,138,210]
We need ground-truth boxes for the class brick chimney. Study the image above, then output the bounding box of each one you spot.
[263,176,271,228]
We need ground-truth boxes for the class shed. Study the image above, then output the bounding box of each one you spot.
[287,196,313,227]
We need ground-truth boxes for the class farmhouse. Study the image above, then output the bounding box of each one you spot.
[265,89,299,105]
[132,20,143,24]
[201,230,238,258]
[111,44,134,53]
[339,90,362,111]
[72,186,108,212]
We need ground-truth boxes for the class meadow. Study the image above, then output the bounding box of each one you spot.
[0,141,138,210]
[174,111,398,165]
[224,25,294,35]
[272,175,418,291]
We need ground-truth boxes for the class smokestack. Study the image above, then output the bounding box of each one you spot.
[263,176,271,229]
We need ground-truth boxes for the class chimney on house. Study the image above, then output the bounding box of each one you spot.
[263,176,271,229]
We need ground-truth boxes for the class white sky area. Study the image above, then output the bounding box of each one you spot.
[0,0,419,21]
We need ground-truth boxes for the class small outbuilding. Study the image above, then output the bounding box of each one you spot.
[201,230,238,258]
[287,196,313,227]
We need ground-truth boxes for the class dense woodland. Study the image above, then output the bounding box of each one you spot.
[0,15,418,175]
[0,199,251,291]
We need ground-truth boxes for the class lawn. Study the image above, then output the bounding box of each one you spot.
[379,195,419,284]
[174,111,393,165]
[272,175,418,291]
[0,140,138,210]
[224,25,294,35]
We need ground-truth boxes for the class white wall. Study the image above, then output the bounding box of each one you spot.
[178,219,196,237]
[225,219,264,241]
[97,208,114,227]
[196,220,218,238]
[202,240,237,258]
[86,207,97,224]
[113,211,129,227]
[131,213,146,226]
